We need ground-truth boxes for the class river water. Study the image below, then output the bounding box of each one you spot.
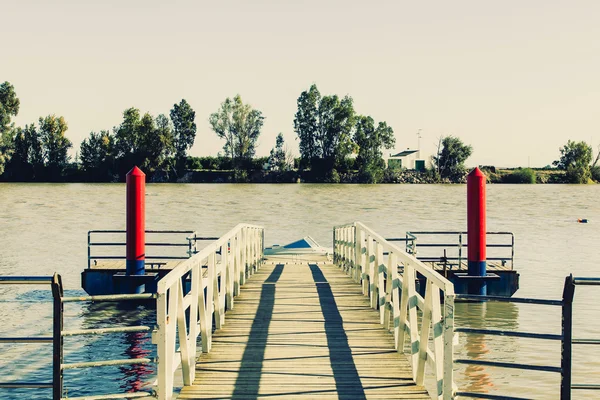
[0,183,599,399]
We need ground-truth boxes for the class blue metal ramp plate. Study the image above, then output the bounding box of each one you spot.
[264,236,330,255]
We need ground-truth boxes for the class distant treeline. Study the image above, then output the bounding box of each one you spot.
[1,81,599,184]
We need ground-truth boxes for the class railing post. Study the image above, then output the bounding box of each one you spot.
[360,229,367,293]
[346,227,351,273]
[342,227,349,272]
[511,233,515,269]
[364,234,372,297]
[354,225,360,282]
[377,242,385,323]
[240,229,246,286]
[248,229,253,274]
[87,231,91,269]
[443,292,455,400]
[368,236,377,309]
[413,236,417,256]
[341,227,346,270]
[225,241,233,310]
[51,273,63,400]
[255,229,260,271]
[155,289,167,399]
[561,274,575,400]
[458,233,462,267]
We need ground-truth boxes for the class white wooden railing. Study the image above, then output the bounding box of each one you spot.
[153,223,264,400]
[334,222,455,400]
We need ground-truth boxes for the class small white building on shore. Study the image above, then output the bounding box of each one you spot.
[387,149,426,170]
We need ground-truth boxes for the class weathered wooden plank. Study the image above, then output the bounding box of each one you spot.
[177,259,427,399]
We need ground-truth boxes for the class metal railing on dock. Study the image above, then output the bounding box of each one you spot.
[0,275,159,399]
[0,275,59,393]
[334,222,456,400]
[57,291,157,400]
[87,230,218,269]
[563,276,600,397]
[453,274,600,400]
[388,231,515,269]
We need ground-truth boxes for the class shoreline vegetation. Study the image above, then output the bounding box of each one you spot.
[0,162,592,184]
[1,81,599,185]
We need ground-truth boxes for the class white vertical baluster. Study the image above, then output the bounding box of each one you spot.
[212,251,222,330]
[416,279,433,385]
[188,260,200,372]
[390,253,401,347]
[225,238,233,310]
[399,262,419,378]
[155,289,168,400]
[430,282,444,400]
[176,279,192,385]
[443,292,455,400]
[377,242,385,321]
[166,283,178,394]
[383,250,393,330]
[353,226,360,282]
[368,236,376,307]
[360,229,367,294]
[205,254,214,351]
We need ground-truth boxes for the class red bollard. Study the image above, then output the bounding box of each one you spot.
[126,166,145,276]
[467,167,487,295]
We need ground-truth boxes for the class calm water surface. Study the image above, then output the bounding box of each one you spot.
[1,183,599,399]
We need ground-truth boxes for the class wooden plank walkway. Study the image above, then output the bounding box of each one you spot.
[177,258,429,400]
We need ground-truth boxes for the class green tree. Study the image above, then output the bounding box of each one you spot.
[432,136,473,181]
[141,113,174,171]
[170,99,197,168]
[80,130,114,180]
[553,140,592,183]
[5,125,43,180]
[354,116,395,183]
[112,108,174,175]
[293,84,356,174]
[268,133,288,171]
[209,95,264,171]
[0,82,20,175]
[294,85,320,164]
[113,107,141,163]
[38,115,72,179]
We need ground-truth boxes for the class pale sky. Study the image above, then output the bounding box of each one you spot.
[3,0,599,168]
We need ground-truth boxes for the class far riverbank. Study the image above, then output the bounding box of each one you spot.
[0,167,584,184]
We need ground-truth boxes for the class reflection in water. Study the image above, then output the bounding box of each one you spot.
[455,301,519,395]
[119,331,154,393]
[63,301,156,398]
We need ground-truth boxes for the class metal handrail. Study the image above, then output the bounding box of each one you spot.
[56,290,157,399]
[397,231,515,269]
[454,292,563,399]
[0,274,158,399]
[0,275,60,395]
[454,274,600,400]
[562,275,600,398]
[87,230,217,269]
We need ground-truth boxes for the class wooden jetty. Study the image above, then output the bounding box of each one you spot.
[178,257,429,399]
[152,223,455,400]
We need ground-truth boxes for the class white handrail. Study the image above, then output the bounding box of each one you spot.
[153,223,264,400]
[334,221,456,400]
